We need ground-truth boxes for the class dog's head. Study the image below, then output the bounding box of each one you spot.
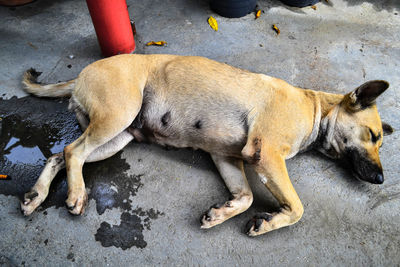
[319,80,393,184]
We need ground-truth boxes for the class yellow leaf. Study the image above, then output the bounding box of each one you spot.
[272,24,280,35]
[255,9,261,19]
[208,16,218,31]
[146,41,167,46]
[311,5,317,10]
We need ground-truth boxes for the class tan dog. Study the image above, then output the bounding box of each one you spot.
[21,54,393,236]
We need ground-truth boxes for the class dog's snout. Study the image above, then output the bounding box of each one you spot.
[374,173,384,184]
[343,148,385,184]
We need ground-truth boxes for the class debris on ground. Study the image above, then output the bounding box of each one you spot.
[208,16,218,31]
[146,41,167,46]
[0,174,9,180]
[130,20,136,36]
[27,42,37,50]
[272,24,280,35]
[311,5,317,10]
[255,9,261,19]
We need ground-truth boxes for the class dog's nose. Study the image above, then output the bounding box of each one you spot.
[375,173,384,184]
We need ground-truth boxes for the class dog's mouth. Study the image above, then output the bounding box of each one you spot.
[350,169,366,182]
[345,165,383,184]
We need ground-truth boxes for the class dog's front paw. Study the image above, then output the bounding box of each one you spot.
[200,202,232,229]
[66,188,88,215]
[20,189,47,216]
[245,212,273,237]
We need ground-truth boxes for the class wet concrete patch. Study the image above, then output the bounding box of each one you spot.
[95,212,146,250]
[31,151,145,212]
[0,96,79,201]
[95,209,164,250]
[84,159,144,215]
[133,208,164,231]
[0,95,164,250]
[0,95,145,212]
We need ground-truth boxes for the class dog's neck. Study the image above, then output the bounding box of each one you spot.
[314,91,344,156]
[301,90,343,154]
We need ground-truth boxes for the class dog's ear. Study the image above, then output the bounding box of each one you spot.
[382,122,394,136]
[347,80,389,110]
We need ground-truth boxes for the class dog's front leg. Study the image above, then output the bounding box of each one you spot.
[245,145,304,236]
[200,154,253,229]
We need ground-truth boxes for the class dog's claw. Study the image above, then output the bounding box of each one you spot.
[200,213,212,228]
[200,202,234,229]
[23,191,38,205]
[21,189,44,216]
[65,189,88,215]
[245,218,257,234]
[200,207,217,229]
[255,218,263,231]
[245,212,273,236]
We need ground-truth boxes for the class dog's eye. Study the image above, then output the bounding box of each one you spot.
[369,128,380,143]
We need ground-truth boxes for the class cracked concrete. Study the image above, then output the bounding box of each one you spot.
[0,0,399,265]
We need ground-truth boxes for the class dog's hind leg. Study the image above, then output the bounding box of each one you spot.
[63,101,140,215]
[200,154,253,229]
[75,110,89,131]
[21,131,134,216]
[21,152,65,216]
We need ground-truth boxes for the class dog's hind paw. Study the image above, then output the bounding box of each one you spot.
[245,212,273,237]
[66,188,88,215]
[20,189,45,216]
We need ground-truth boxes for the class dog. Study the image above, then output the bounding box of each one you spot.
[20,54,393,236]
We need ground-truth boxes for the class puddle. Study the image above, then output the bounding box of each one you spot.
[0,95,140,211]
[5,137,46,164]
[1,117,68,165]
[0,95,163,250]
[0,96,80,199]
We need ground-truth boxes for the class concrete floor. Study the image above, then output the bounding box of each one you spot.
[1,0,400,265]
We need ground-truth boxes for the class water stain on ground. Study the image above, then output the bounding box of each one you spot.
[0,96,79,201]
[95,209,163,250]
[0,95,163,250]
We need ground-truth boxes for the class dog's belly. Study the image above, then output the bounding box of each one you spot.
[128,88,249,158]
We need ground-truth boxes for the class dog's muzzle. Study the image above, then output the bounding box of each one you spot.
[342,148,384,184]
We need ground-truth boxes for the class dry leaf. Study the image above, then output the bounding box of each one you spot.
[130,20,136,36]
[0,174,9,179]
[311,5,317,10]
[208,16,218,31]
[272,24,280,35]
[255,9,261,19]
[146,41,167,46]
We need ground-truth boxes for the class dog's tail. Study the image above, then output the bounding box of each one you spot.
[22,68,76,97]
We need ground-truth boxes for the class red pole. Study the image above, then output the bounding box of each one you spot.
[86,0,135,57]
